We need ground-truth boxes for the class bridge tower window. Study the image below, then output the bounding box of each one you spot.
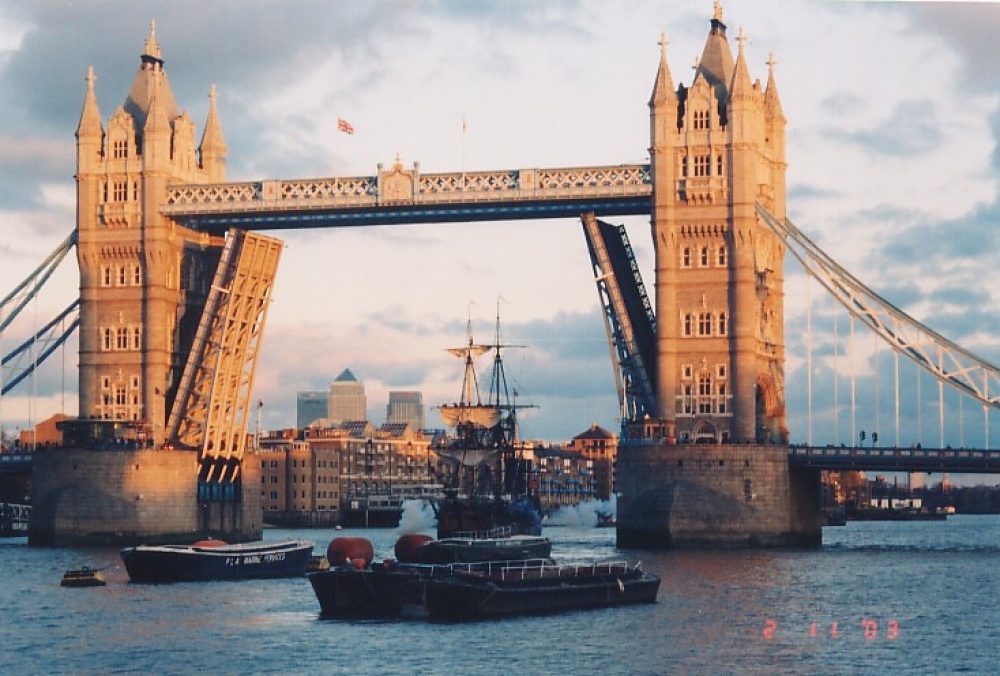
[117,266,127,286]
[717,245,727,266]
[693,155,711,177]
[698,313,712,336]
[683,314,693,337]
[700,246,709,266]
[718,311,728,336]
[718,384,728,414]
[682,247,692,267]
[698,374,712,414]
[693,110,710,130]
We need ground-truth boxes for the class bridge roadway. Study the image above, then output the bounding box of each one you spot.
[159,163,652,233]
[6,445,1000,474]
[789,445,1000,474]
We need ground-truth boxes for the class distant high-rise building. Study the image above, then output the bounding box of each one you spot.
[329,368,366,423]
[296,391,329,429]
[386,391,424,430]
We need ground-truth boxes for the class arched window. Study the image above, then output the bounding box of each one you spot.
[698,374,712,414]
[717,245,727,266]
[682,247,692,267]
[718,311,728,336]
[683,314,693,337]
[700,247,709,266]
[698,313,712,336]
[718,384,728,414]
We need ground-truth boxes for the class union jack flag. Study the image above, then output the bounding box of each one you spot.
[337,118,355,135]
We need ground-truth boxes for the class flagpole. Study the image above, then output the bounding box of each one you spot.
[461,112,466,191]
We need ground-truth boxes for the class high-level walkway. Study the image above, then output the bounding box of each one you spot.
[162,163,651,232]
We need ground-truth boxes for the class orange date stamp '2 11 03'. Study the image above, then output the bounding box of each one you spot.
[763,619,900,641]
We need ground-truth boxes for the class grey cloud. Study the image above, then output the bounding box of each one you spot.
[823,100,943,157]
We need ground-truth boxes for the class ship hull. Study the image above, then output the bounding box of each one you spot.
[308,564,432,618]
[121,540,314,583]
[424,565,660,619]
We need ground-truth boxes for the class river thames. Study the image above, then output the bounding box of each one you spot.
[2,513,998,674]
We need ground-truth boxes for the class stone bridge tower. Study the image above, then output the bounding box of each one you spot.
[617,5,819,549]
[30,25,269,546]
[75,23,227,446]
[650,4,787,445]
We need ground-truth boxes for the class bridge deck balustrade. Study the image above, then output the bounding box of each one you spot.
[161,164,652,229]
[789,445,1000,473]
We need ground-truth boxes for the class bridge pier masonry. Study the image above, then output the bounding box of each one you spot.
[615,8,821,548]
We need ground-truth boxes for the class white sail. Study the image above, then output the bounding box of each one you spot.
[439,404,502,429]
[446,345,493,360]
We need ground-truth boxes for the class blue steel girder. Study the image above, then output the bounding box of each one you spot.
[1,299,79,395]
[167,196,652,234]
[0,231,76,333]
[757,203,1000,411]
[581,213,657,422]
[790,445,1000,473]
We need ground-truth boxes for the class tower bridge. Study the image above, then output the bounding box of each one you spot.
[7,6,1000,546]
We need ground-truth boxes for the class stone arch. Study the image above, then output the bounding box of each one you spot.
[754,374,786,445]
[693,420,718,444]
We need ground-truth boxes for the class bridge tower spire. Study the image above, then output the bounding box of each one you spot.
[74,24,226,447]
[648,8,787,445]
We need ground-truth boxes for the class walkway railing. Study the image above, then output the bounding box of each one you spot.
[161,164,651,230]
[0,503,30,536]
[789,445,1000,473]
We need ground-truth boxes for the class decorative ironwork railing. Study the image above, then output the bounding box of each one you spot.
[162,163,650,215]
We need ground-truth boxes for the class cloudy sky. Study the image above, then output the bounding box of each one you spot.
[1,0,999,458]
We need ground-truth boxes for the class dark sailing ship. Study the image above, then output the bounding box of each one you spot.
[432,310,542,539]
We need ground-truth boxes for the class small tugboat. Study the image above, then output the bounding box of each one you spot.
[307,536,659,619]
[309,537,433,618]
[121,538,314,583]
[60,566,106,588]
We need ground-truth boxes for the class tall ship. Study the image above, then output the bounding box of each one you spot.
[433,309,542,539]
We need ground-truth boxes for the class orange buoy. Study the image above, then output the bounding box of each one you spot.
[327,537,374,567]
[394,533,434,563]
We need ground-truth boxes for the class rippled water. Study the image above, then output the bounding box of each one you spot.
[2,516,998,674]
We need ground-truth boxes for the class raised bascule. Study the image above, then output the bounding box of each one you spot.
[13,6,1000,546]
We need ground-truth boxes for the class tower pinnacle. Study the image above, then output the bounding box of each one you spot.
[145,20,161,61]
[76,66,103,139]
